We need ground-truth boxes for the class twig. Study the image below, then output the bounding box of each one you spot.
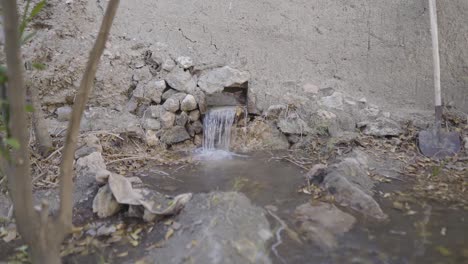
[44,146,64,161]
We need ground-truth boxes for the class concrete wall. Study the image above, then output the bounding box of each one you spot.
[113,0,467,112]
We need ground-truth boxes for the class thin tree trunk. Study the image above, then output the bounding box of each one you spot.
[29,86,53,157]
[0,0,37,245]
[1,0,120,262]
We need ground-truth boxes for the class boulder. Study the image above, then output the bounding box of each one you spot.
[161,89,178,101]
[198,66,250,94]
[76,152,111,184]
[160,111,176,128]
[75,134,103,159]
[181,94,197,111]
[175,112,189,127]
[294,202,355,250]
[160,126,191,145]
[165,66,197,93]
[176,56,193,69]
[132,80,165,104]
[188,110,200,122]
[358,117,402,137]
[277,112,312,135]
[143,118,161,130]
[141,192,272,264]
[56,106,72,121]
[162,58,176,71]
[163,97,180,113]
[148,105,164,119]
[92,184,122,218]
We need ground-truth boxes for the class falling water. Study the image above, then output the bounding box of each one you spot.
[202,106,237,151]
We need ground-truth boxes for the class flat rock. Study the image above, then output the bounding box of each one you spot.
[358,117,402,137]
[160,126,191,145]
[294,201,356,250]
[81,107,141,137]
[141,192,272,264]
[198,66,250,94]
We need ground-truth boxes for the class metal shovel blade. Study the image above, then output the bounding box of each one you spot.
[418,128,461,159]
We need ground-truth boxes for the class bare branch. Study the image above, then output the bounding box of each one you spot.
[0,0,37,244]
[57,0,120,232]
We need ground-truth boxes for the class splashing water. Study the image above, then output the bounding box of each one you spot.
[195,106,243,160]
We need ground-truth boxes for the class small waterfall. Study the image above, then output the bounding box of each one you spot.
[202,106,237,151]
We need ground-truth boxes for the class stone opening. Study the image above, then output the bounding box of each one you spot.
[206,83,248,108]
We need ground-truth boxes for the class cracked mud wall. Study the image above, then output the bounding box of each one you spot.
[112,0,467,112]
[15,0,467,113]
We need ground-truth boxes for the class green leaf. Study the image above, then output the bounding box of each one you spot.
[5,138,20,149]
[25,104,34,112]
[19,0,32,36]
[32,62,46,71]
[20,31,36,45]
[29,0,47,20]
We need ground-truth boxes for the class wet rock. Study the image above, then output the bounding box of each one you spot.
[263,104,286,120]
[176,56,193,69]
[148,105,164,119]
[160,111,176,128]
[232,119,290,151]
[163,97,180,113]
[187,120,203,136]
[56,105,72,121]
[161,89,178,101]
[75,134,103,159]
[81,108,141,137]
[181,94,197,111]
[175,112,189,126]
[141,192,272,264]
[145,130,160,147]
[160,126,191,145]
[92,184,122,218]
[162,58,176,71]
[194,134,203,146]
[143,118,161,130]
[189,110,200,122]
[358,117,402,137]
[165,66,197,93]
[294,201,355,250]
[277,112,312,135]
[76,152,112,184]
[198,66,250,94]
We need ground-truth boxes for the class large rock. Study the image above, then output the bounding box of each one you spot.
[294,201,356,250]
[358,117,402,137]
[142,118,161,130]
[231,119,290,152]
[163,97,180,113]
[92,184,122,218]
[132,80,166,104]
[165,66,197,93]
[160,111,176,128]
[161,89,178,101]
[308,151,387,220]
[188,110,200,122]
[76,152,112,184]
[181,94,197,111]
[198,66,250,94]
[190,87,207,114]
[160,126,191,145]
[148,105,164,119]
[81,107,141,136]
[187,120,203,136]
[141,192,272,264]
[277,112,312,135]
[175,112,189,126]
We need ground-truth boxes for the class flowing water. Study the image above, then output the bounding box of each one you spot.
[195,106,238,160]
[139,153,468,264]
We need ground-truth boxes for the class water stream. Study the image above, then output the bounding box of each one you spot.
[196,106,239,160]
